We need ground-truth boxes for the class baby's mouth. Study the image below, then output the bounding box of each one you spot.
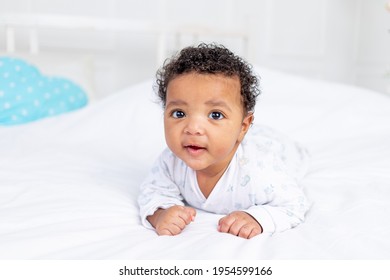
[186,145,204,150]
[184,145,206,154]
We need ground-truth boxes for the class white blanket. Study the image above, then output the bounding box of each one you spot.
[1,67,389,259]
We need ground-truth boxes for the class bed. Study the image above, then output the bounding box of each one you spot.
[1,14,390,260]
[1,62,390,260]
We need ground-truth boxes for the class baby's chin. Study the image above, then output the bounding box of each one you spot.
[175,154,210,172]
[181,159,209,172]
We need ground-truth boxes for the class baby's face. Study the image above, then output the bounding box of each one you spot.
[164,72,253,177]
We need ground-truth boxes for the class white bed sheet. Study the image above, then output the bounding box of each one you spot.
[1,67,390,259]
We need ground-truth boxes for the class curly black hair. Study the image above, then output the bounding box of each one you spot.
[155,43,260,113]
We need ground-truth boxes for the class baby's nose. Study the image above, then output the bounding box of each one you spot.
[184,117,205,135]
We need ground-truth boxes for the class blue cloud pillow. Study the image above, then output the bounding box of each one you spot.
[0,57,88,125]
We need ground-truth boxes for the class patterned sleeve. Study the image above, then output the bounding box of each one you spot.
[243,151,310,235]
[137,149,185,229]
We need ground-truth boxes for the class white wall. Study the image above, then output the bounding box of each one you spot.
[1,0,390,98]
[246,0,390,94]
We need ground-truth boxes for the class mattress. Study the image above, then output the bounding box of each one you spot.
[1,67,390,260]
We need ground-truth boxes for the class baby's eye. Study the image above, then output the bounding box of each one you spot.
[172,110,186,118]
[209,111,224,120]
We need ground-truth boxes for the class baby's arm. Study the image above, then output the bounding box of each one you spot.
[138,149,196,235]
[147,205,196,236]
[218,211,262,239]
[242,170,309,235]
[217,150,309,238]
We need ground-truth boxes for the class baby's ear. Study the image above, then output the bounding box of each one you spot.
[239,112,254,141]
[243,112,254,131]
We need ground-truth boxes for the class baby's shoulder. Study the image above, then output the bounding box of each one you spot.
[241,126,280,159]
[241,124,310,180]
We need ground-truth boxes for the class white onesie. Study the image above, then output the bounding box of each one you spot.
[138,125,310,234]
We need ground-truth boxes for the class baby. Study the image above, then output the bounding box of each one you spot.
[138,43,309,239]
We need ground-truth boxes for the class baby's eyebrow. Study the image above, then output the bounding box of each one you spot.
[205,100,232,111]
[166,100,188,108]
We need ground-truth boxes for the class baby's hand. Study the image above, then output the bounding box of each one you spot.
[218,211,262,239]
[147,205,196,236]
